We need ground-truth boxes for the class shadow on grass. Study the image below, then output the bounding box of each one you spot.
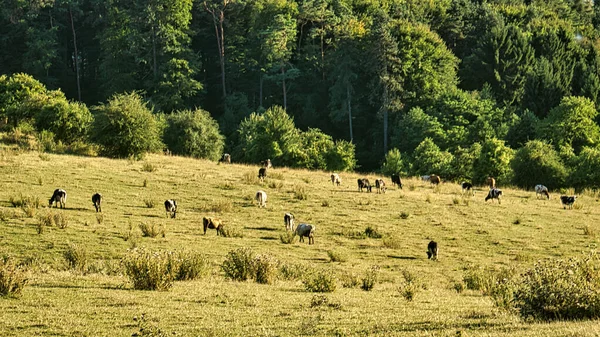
[387,255,417,260]
[244,226,277,231]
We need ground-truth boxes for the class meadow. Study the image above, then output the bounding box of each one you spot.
[0,144,600,336]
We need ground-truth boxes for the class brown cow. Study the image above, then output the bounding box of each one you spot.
[487,176,496,189]
[430,175,441,185]
[203,217,225,236]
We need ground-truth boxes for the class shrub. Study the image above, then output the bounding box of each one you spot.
[280,231,296,244]
[222,248,256,282]
[199,200,233,213]
[139,223,164,238]
[143,199,155,208]
[220,226,243,238]
[122,248,177,291]
[279,263,305,281]
[163,109,225,160]
[309,295,342,309]
[173,252,209,281]
[381,148,405,177]
[253,254,278,285]
[361,266,380,291]
[1,73,48,126]
[511,140,567,189]
[327,250,347,263]
[341,272,360,288]
[141,162,157,172]
[398,270,421,301]
[400,211,410,219]
[63,244,88,273]
[54,213,68,229]
[382,237,402,249]
[10,194,40,209]
[473,138,514,185]
[364,226,382,239]
[0,257,28,297]
[91,92,163,159]
[513,253,600,320]
[34,97,93,144]
[303,270,337,293]
[411,138,454,177]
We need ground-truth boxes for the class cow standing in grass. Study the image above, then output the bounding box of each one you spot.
[295,223,315,244]
[49,189,67,209]
[485,189,502,204]
[258,167,267,182]
[164,200,177,218]
[358,179,372,192]
[92,193,102,212]
[203,217,225,236]
[284,213,295,231]
[430,175,441,185]
[256,190,267,208]
[331,173,341,186]
[535,185,550,200]
[219,153,231,164]
[427,241,438,260]
[375,179,386,194]
[560,195,576,209]
[461,182,474,195]
[391,174,402,189]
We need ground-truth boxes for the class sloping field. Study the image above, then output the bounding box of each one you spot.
[0,147,599,336]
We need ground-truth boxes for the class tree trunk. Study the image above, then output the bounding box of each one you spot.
[383,85,388,155]
[69,7,81,101]
[204,1,228,99]
[347,84,353,142]
[259,74,263,108]
[152,25,157,80]
[281,65,287,110]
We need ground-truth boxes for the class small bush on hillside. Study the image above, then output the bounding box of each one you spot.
[222,248,256,282]
[253,254,278,285]
[463,265,492,292]
[122,248,177,291]
[361,266,380,291]
[400,211,410,219]
[309,295,342,309]
[293,185,308,200]
[303,270,337,293]
[398,270,421,301]
[173,252,209,281]
[139,223,164,238]
[0,257,28,297]
[199,200,233,213]
[340,272,360,288]
[96,214,104,225]
[327,250,347,263]
[141,162,157,172]
[382,236,402,249]
[381,148,405,176]
[364,226,382,239]
[10,194,40,209]
[220,226,243,238]
[242,171,259,184]
[583,225,596,237]
[163,109,225,161]
[54,213,68,229]
[511,140,567,189]
[280,231,296,244]
[279,262,306,281]
[514,253,600,320]
[143,199,155,208]
[63,244,88,273]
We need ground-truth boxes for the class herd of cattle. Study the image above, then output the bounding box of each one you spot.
[42,155,579,261]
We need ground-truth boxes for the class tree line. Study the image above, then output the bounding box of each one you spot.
[2,0,600,188]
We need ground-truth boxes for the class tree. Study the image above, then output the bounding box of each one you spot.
[506,110,540,148]
[473,138,514,185]
[0,73,49,126]
[411,138,454,177]
[539,96,600,153]
[91,92,163,158]
[380,148,405,176]
[163,109,224,160]
[511,140,568,189]
[570,146,600,188]
[391,107,445,153]
[203,0,231,100]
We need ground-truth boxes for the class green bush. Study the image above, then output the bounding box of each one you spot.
[398,269,421,301]
[221,248,256,282]
[303,270,337,293]
[63,244,88,273]
[511,140,568,189]
[411,138,454,176]
[0,257,28,297]
[173,251,209,281]
[472,138,514,185]
[380,148,405,176]
[570,147,600,188]
[280,231,296,244]
[0,73,48,126]
[163,109,225,160]
[91,92,163,159]
[122,248,177,291]
[514,253,600,320]
[253,254,278,285]
[34,95,93,144]
[279,262,306,281]
[327,250,347,263]
[361,266,380,291]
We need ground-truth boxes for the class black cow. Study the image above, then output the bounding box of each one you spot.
[427,241,438,260]
[49,189,67,209]
[92,193,102,212]
[391,174,402,189]
[461,182,474,195]
[560,195,576,209]
[485,188,502,204]
[357,178,372,192]
[258,167,267,181]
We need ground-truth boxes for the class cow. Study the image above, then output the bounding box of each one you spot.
[430,175,441,185]
[535,185,550,200]
[49,189,67,209]
[164,199,177,218]
[92,193,102,212]
[391,174,402,189]
[487,176,496,189]
[295,223,315,244]
[284,213,295,231]
[427,241,438,260]
[256,190,267,208]
[219,153,231,164]
[560,195,576,209]
[461,182,474,195]
[357,178,372,192]
[375,179,387,194]
[331,173,341,186]
[421,175,431,182]
[203,217,225,236]
[258,167,267,181]
[485,188,502,204]
[262,159,272,169]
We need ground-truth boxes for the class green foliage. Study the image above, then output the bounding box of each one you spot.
[506,110,540,148]
[514,253,600,320]
[122,248,177,291]
[392,107,445,153]
[450,143,481,181]
[173,252,209,281]
[303,270,337,293]
[361,266,380,291]
[569,146,600,188]
[473,138,514,185]
[411,138,454,176]
[380,148,404,177]
[253,254,278,285]
[0,257,28,297]
[0,73,48,126]
[163,109,224,160]
[63,244,88,272]
[91,92,163,159]
[539,96,600,153]
[221,248,256,282]
[325,140,356,172]
[511,140,568,189]
[33,93,93,144]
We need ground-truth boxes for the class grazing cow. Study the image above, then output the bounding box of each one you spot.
[331,173,341,186]
[535,184,550,200]
[357,178,372,192]
[92,193,102,212]
[430,175,441,185]
[203,217,225,236]
[375,179,387,194]
[391,174,402,189]
[258,167,267,181]
[164,199,177,218]
[262,159,272,168]
[485,188,502,204]
[256,190,267,208]
[219,153,231,164]
[427,241,438,260]
[421,175,431,182]
[487,176,496,189]
[49,189,67,209]
[461,182,474,195]
[284,213,295,231]
[560,195,576,209]
[295,223,315,244]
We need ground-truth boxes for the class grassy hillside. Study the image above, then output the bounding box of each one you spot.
[0,145,599,336]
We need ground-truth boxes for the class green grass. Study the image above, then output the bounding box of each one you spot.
[0,148,600,335]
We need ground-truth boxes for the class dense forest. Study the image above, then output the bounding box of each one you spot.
[2,0,600,188]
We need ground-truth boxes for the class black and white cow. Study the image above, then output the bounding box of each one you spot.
[258,167,267,181]
[164,199,177,218]
[535,184,550,200]
[391,174,402,189]
[485,188,502,204]
[92,193,102,212]
[357,179,372,192]
[219,153,231,164]
[375,179,386,194]
[560,195,576,209]
[284,212,295,231]
[461,182,474,195]
[427,241,438,260]
[49,189,67,209]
